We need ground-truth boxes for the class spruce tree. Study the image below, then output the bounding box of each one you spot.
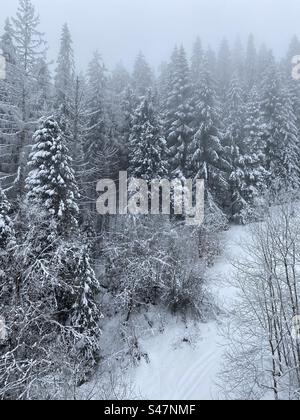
[225,84,268,222]
[228,146,249,224]
[286,36,300,131]
[164,46,193,181]
[33,57,52,115]
[71,74,87,163]
[108,62,131,145]
[189,52,230,202]
[242,86,269,202]
[224,72,248,222]
[206,46,217,80]
[54,23,75,132]
[83,52,116,217]
[232,37,245,82]
[225,72,245,147]
[257,44,273,79]
[261,58,300,192]
[129,90,169,180]
[110,62,131,97]
[68,245,102,381]
[158,61,171,111]
[217,38,232,101]
[1,18,17,65]
[132,52,154,97]
[84,51,107,172]
[24,117,102,383]
[245,34,257,93]
[191,37,203,89]
[26,116,79,236]
[119,86,138,170]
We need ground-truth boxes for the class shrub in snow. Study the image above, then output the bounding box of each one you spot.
[159,225,209,319]
[105,216,211,320]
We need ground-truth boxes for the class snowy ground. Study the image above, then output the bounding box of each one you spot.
[130,225,250,400]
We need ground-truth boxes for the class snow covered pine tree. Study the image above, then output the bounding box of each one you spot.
[129,89,169,180]
[25,116,102,385]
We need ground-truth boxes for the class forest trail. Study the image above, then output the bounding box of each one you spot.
[131,224,249,400]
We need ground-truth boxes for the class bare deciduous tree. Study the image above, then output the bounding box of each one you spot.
[220,203,300,400]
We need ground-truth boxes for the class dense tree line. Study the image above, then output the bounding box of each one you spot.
[1,0,300,400]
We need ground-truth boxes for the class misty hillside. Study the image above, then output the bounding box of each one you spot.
[0,0,300,401]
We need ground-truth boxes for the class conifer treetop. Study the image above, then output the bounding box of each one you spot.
[26,116,79,234]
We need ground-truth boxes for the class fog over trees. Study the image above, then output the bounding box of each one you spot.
[0,0,300,401]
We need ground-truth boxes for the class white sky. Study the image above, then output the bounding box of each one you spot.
[1,0,300,72]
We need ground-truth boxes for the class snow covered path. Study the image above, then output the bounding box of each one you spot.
[131,225,248,400]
